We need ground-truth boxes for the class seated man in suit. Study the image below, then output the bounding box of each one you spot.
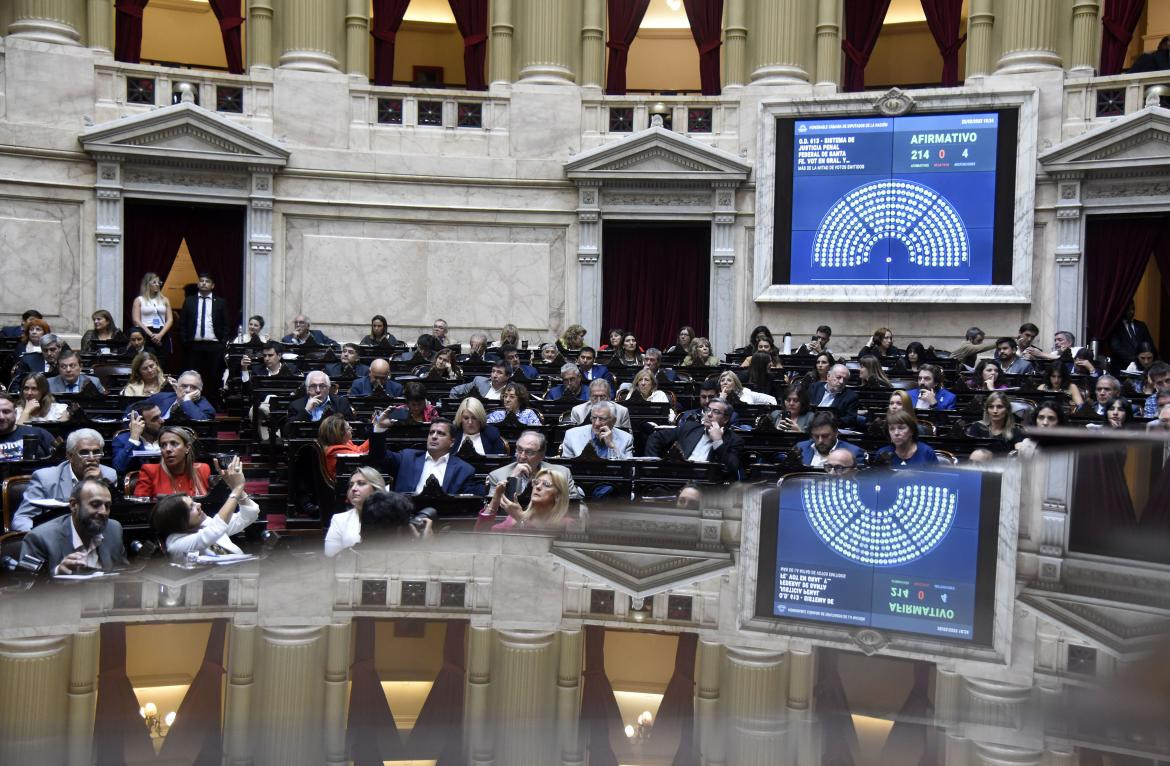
[20,477,126,575]
[994,337,1035,375]
[791,412,866,469]
[677,380,740,427]
[459,332,497,363]
[12,428,118,532]
[9,333,62,390]
[287,371,353,425]
[809,364,860,428]
[325,343,371,382]
[561,402,634,459]
[546,363,589,402]
[369,415,481,495]
[145,371,217,421]
[570,379,632,429]
[500,345,539,380]
[485,430,581,501]
[909,365,956,411]
[240,341,299,384]
[575,346,614,390]
[642,348,679,383]
[112,401,164,475]
[47,350,106,394]
[450,361,511,401]
[0,393,54,461]
[645,396,742,480]
[348,358,405,398]
[281,314,338,348]
[1076,375,1133,418]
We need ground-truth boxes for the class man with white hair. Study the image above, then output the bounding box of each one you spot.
[281,314,338,348]
[287,370,353,424]
[142,370,217,421]
[560,401,634,459]
[12,427,117,532]
[570,379,632,429]
[808,363,860,428]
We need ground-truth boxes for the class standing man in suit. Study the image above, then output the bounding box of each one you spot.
[12,428,118,532]
[1108,302,1156,374]
[47,350,106,394]
[20,477,127,575]
[809,364,860,428]
[369,416,481,495]
[645,396,743,480]
[485,430,581,501]
[791,412,866,469]
[560,402,634,459]
[181,273,229,408]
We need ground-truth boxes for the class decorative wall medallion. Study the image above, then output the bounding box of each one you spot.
[873,87,915,117]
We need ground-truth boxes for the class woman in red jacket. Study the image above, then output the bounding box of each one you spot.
[134,426,211,498]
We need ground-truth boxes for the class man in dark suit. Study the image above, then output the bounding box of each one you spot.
[112,402,164,475]
[325,343,370,383]
[348,359,405,397]
[240,341,299,386]
[645,396,743,480]
[546,364,589,402]
[286,371,353,426]
[500,345,539,380]
[808,364,860,428]
[1107,302,1156,373]
[450,361,511,400]
[575,346,614,390]
[143,372,217,421]
[791,412,866,469]
[677,380,739,427]
[20,477,126,575]
[281,314,338,348]
[369,416,481,495]
[1,309,43,338]
[181,273,229,408]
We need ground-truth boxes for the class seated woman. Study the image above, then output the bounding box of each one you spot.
[682,337,718,368]
[15,373,70,423]
[1071,347,1102,378]
[386,381,438,424]
[476,468,570,531]
[609,333,644,368]
[1014,399,1068,457]
[1123,341,1157,376]
[80,310,127,354]
[598,328,625,353]
[123,327,148,358]
[665,326,696,356]
[740,338,784,371]
[422,347,462,380]
[360,314,397,347]
[768,384,813,432]
[556,324,587,356]
[455,398,508,455]
[874,409,937,468]
[893,341,930,374]
[323,466,387,557]
[858,356,892,389]
[150,456,257,560]
[619,369,674,421]
[231,315,271,345]
[859,327,903,359]
[735,325,774,355]
[538,343,566,367]
[133,426,211,498]
[970,359,1009,391]
[317,414,369,481]
[495,323,520,351]
[798,351,835,391]
[487,382,543,427]
[719,369,776,407]
[867,389,925,438]
[1099,396,1135,430]
[122,352,170,396]
[738,351,786,400]
[1035,360,1084,409]
[965,391,1023,452]
[19,318,49,356]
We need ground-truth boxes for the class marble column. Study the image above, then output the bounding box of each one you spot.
[86,0,112,53]
[8,0,84,45]
[723,0,747,89]
[489,0,515,86]
[252,626,327,766]
[66,629,99,766]
[322,623,351,766]
[224,623,257,766]
[695,640,725,766]
[750,0,811,85]
[491,630,557,766]
[814,0,841,88]
[248,172,276,332]
[995,0,1061,73]
[785,646,813,711]
[466,626,495,766]
[93,159,124,322]
[963,678,1031,731]
[248,0,275,69]
[1068,0,1100,77]
[0,636,70,764]
[576,182,603,345]
[964,0,994,79]
[972,742,1044,766]
[722,646,788,766]
[710,184,738,366]
[343,0,369,79]
[555,630,584,766]
[516,0,576,83]
[1051,178,1085,339]
[579,0,604,90]
[278,0,342,72]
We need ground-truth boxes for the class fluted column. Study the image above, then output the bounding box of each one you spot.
[0,636,70,764]
[723,0,747,88]
[556,630,584,766]
[492,630,557,765]
[278,0,342,72]
[489,0,515,86]
[579,0,604,89]
[248,0,275,68]
[995,0,1061,73]
[973,742,1044,766]
[224,623,257,766]
[8,0,84,45]
[66,630,98,766]
[516,0,575,83]
[467,626,495,766]
[965,0,995,79]
[1068,0,1100,77]
[343,0,369,79]
[322,623,350,766]
[86,0,112,53]
[252,627,327,766]
[695,640,725,766]
[750,0,811,84]
[722,646,788,766]
[814,0,841,88]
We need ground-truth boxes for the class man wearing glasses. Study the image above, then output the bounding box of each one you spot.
[485,430,581,502]
[12,428,117,532]
[646,397,743,480]
[823,449,860,478]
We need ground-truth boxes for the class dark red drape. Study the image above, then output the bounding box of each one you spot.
[114,0,151,64]
[448,0,489,90]
[602,225,710,350]
[121,201,188,333]
[605,0,652,95]
[841,0,892,92]
[579,626,630,766]
[371,0,412,86]
[1084,215,1165,342]
[347,618,403,765]
[95,623,158,765]
[919,0,965,86]
[880,662,936,766]
[1070,446,1170,565]
[1100,0,1147,76]
[682,0,724,95]
[408,621,467,764]
[157,620,228,765]
[815,650,859,766]
[206,0,245,74]
[649,632,699,766]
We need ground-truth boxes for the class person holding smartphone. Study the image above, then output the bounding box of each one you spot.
[150,456,258,560]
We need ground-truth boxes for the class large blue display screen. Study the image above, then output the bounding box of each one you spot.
[788,112,1001,285]
[767,470,996,642]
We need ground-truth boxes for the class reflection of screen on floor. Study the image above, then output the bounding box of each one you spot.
[767,470,998,643]
[784,111,1010,286]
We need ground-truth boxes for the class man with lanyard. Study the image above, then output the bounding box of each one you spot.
[181,273,228,408]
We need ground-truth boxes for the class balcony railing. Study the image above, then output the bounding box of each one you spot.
[94,60,273,126]
[350,83,507,134]
[581,93,739,150]
[1063,69,1170,139]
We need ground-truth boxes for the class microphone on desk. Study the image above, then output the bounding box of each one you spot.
[2,552,45,574]
[128,539,159,559]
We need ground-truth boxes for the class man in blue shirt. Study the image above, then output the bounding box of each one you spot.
[909,365,956,411]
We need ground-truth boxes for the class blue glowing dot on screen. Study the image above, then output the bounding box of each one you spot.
[812,179,970,269]
[801,481,957,567]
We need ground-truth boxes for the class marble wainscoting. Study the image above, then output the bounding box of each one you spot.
[0,197,83,333]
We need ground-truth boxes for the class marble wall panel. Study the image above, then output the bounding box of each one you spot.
[0,198,82,330]
[272,68,351,150]
[3,39,93,133]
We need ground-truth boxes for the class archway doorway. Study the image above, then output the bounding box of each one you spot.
[601,222,711,351]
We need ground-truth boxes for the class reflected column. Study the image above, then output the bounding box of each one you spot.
[224,622,257,766]
[252,626,327,766]
[322,622,351,766]
[0,636,70,764]
[722,646,788,766]
[66,629,98,766]
[467,626,495,766]
[556,629,584,765]
[491,630,557,765]
[695,639,725,766]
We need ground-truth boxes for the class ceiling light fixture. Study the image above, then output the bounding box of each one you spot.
[665,0,682,11]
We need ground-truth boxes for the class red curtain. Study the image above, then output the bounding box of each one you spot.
[815,650,859,766]
[841,0,892,92]
[579,626,630,766]
[347,618,404,764]
[408,621,467,764]
[605,0,652,95]
[1100,0,1147,76]
[649,632,699,766]
[448,0,489,90]
[602,224,710,350]
[207,0,245,74]
[682,0,724,95]
[919,0,965,86]
[121,201,188,333]
[115,0,151,64]
[372,0,412,86]
[1084,215,1165,342]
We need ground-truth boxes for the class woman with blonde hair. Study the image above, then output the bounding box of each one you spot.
[620,368,670,404]
[965,391,1022,452]
[682,337,718,367]
[719,369,776,406]
[323,466,388,557]
[122,352,171,396]
[557,324,586,355]
[133,425,211,497]
[454,397,507,454]
[476,468,570,531]
[131,272,173,361]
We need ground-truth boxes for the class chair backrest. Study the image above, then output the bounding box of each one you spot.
[92,363,133,390]
[934,449,959,465]
[0,530,26,561]
[1,475,32,532]
[123,470,140,497]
